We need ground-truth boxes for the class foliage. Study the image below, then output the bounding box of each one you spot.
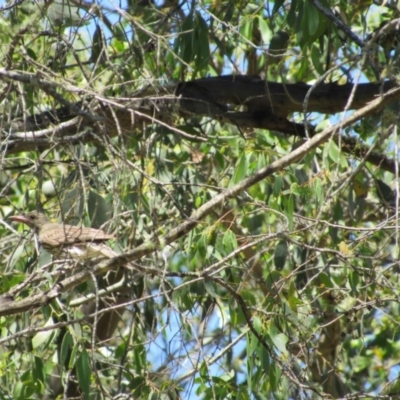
[0,0,400,399]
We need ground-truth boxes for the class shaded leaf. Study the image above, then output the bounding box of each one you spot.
[76,347,91,400]
[274,240,288,270]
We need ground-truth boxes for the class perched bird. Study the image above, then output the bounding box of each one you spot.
[10,211,118,262]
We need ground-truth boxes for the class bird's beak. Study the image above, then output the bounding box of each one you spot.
[9,215,30,226]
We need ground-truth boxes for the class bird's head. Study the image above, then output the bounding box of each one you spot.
[10,211,51,230]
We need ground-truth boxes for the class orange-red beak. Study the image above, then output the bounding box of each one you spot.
[9,214,32,227]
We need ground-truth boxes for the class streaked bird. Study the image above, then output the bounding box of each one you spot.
[10,211,119,262]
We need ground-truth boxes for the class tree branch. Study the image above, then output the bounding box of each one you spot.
[2,85,400,317]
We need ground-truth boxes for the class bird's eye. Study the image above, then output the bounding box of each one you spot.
[29,215,34,219]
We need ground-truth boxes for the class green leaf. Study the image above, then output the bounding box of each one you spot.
[315,119,330,132]
[230,153,248,185]
[240,18,254,41]
[26,48,37,60]
[270,364,281,392]
[32,317,55,349]
[274,240,288,270]
[376,179,395,207]
[13,382,24,400]
[287,0,299,30]
[327,140,341,163]
[60,331,74,367]
[285,194,294,231]
[333,199,343,221]
[265,270,283,293]
[90,24,106,64]
[176,12,195,64]
[268,30,290,64]
[76,347,91,400]
[303,1,320,37]
[33,356,45,386]
[196,232,208,258]
[88,191,112,228]
[349,270,360,294]
[257,153,267,170]
[247,331,260,356]
[319,272,334,288]
[268,325,289,356]
[259,344,270,374]
[273,176,283,197]
[194,12,210,72]
[219,369,235,382]
[355,197,365,221]
[222,229,238,253]
[311,43,324,74]
[315,178,324,204]
[257,17,272,44]
[204,280,220,299]
[242,289,257,308]
[68,342,79,369]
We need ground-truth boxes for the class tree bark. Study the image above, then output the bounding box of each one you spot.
[2,74,398,172]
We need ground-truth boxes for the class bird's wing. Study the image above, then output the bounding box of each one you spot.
[44,224,115,246]
[64,242,119,260]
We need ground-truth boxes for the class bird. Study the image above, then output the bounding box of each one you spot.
[10,211,119,262]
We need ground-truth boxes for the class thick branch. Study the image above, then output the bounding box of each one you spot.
[1,73,398,172]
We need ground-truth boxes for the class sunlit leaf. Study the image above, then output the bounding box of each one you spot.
[32,318,55,349]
